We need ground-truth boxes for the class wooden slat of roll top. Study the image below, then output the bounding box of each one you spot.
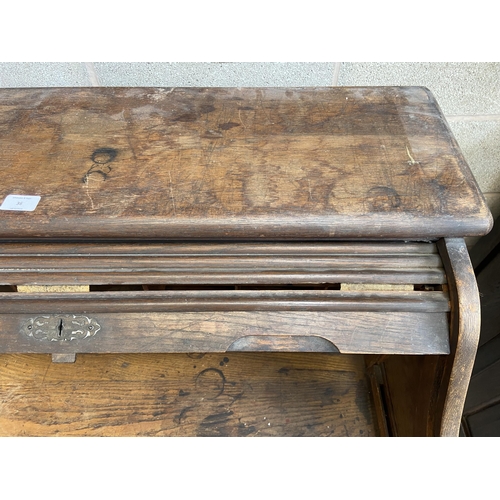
[0,242,446,286]
[0,289,450,314]
[1,270,446,286]
[0,311,450,355]
[0,242,440,255]
[0,255,443,269]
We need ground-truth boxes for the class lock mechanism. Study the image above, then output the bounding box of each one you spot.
[22,315,101,342]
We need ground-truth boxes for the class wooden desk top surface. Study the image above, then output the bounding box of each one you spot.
[0,86,492,240]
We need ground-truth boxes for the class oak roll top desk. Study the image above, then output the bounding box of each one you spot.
[0,87,492,436]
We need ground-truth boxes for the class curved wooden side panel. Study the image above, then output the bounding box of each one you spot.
[437,238,482,436]
[370,238,480,436]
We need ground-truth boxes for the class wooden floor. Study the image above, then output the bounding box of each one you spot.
[0,352,378,437]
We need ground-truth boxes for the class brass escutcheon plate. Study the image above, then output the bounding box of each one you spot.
[22,315,101,342]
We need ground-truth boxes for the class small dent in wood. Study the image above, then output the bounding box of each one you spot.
[218,122,240,130]
[366,186,402,211]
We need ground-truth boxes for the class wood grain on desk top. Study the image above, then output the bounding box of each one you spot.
[0,86,492,240]
[0,352,378,436]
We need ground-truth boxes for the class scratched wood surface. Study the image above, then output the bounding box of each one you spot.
[0,310,450,355]
[0,87,492,240]
[0,241,447,286]
[0,352,378,437]
[0,240,451,358]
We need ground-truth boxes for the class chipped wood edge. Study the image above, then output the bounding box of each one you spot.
[437,238,481,436]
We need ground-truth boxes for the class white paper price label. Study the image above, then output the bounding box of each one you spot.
[0,195,41,212]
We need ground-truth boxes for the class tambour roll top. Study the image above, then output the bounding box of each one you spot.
[0,86,492,436]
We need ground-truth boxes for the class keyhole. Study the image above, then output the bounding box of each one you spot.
[58,319,63,338]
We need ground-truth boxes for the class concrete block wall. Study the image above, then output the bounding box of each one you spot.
[1,62,498,244]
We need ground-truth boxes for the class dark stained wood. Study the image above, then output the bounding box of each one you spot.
[0,242,446,286]
[0,241,442,255]
[0,242,446,291]
[0,289,451,314]
[0,311,450,355]
[0,241,446,286]
[371,238,482,436]
[0,254,443,270]
[226,335,340,352]
[0,87,490,437]
[436,238,482,436]
[0,252,445,285]
[0,352,378,437]
[365,363,390,436]
[1,270,446,286]
[0,87,492,241]
[377,354,444,436]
